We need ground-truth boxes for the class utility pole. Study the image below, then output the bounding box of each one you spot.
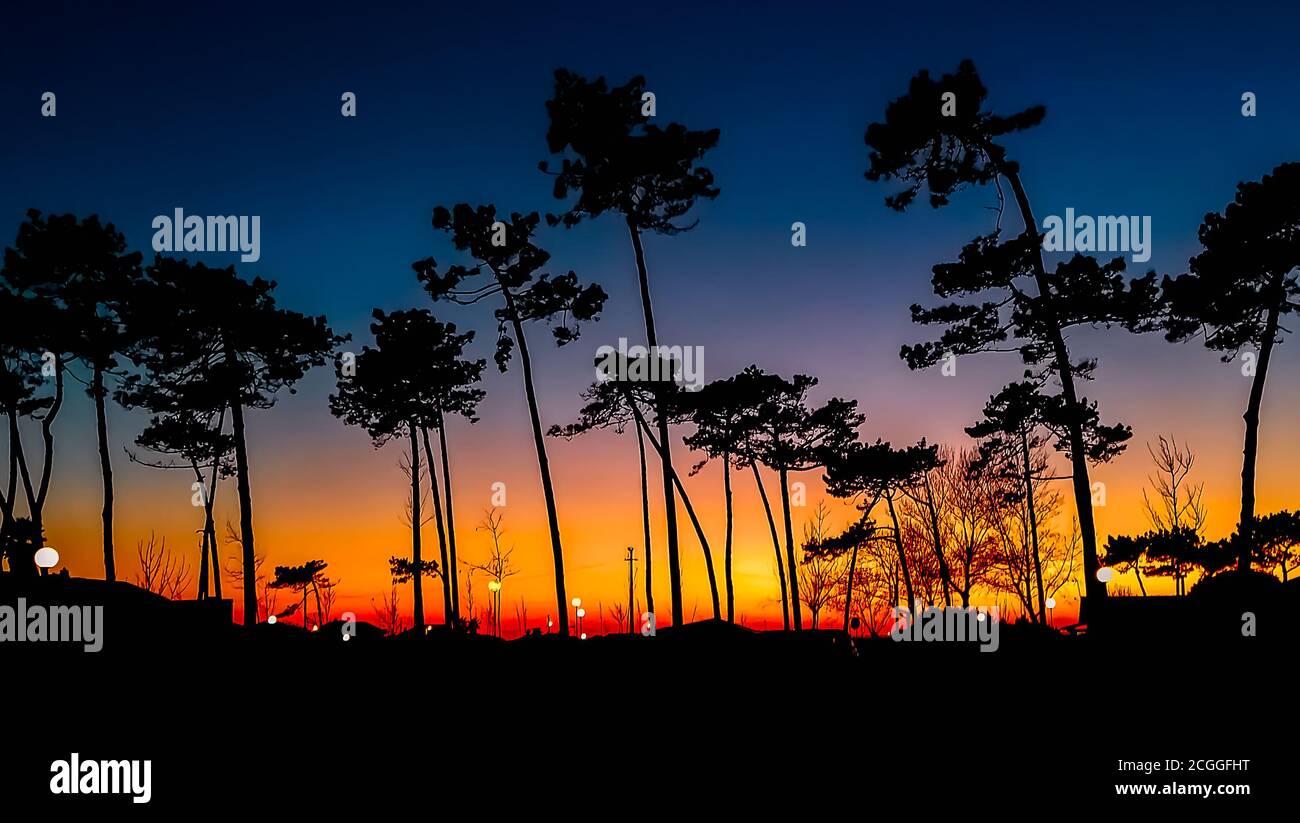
[624,546,637,634]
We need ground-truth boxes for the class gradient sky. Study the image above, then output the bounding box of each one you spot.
[3,0,1299,628]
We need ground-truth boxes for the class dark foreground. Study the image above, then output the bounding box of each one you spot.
[1,574,1291,813]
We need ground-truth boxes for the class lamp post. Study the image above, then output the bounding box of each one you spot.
[487,579,502,637]
[576,607,586,638]
[34,547,59,578]
[1045,596,1056,627]
[571,597,581,637]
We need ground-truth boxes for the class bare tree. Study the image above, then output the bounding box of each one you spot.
[609,602,628,634]
[371,585,405,635]
[470,507,520,637]
[939,447,999,606]
[514,598,529,637]
[986,469,1079,623]
[319,577,340,624]
[135,533,192,599]
[1141,436,1206,595]
[798,502,848,629]
[224,521,275,622]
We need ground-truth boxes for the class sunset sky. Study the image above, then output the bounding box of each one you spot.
[3,1,1299,629]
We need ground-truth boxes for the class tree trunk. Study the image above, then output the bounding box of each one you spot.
[751,462,790,630]
[921,474,951,606]
[420,427,453,625]
[1,448,12,542]
[627,218,683,628]
[636,423,654,616]
[409,423,425,631]
[198,527,211,599]
[1021,431,1047,624]
[628,399,720,619]
[1237,281,1283,571]
[1003,169,1105,604]
[228,396,257,626]
[205,406,225,600]
[92,365,116,582]
[209,523,222,599]
[723,453,734,623]
[25,352,64,536]
[502,287,569,636]
[9,410,35,524]
[886,493,916,616]
[2,407,17,529]
[4,408,38,578]
[192,460,210,598]
[842,541,859,634]
[780,466,804,631]
[313,581,324,628]
[437,410,460,620]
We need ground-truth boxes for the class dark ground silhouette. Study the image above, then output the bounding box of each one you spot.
[2,570,1286,812]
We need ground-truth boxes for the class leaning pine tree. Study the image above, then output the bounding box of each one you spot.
[542,69,720,628]
[1162,163,1300,571]
[416,205,606,636]
[866,60,1160,601]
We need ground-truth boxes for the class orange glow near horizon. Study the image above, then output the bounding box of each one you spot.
[28,355,1300,634]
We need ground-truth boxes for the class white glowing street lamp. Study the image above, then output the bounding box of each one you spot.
[1096,566,1114,583]
[571,597,582,637]
[1045,596,1056,626]
[34,546,59,577]
[487,579,503,636]
[576,606,586,637]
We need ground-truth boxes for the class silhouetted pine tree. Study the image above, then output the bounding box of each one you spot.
[2,210,145,575]
[866,60,1159,600]
[0,285,47,556]
[683,373,773,623]
[748,372,863,630]
[130,257,342,625]
[824,440,942,619]
[1162,163,1300,571]
[331,309,484,629]
[542,69,720,627]
[118,402,234,600]
[417,205,606,636]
